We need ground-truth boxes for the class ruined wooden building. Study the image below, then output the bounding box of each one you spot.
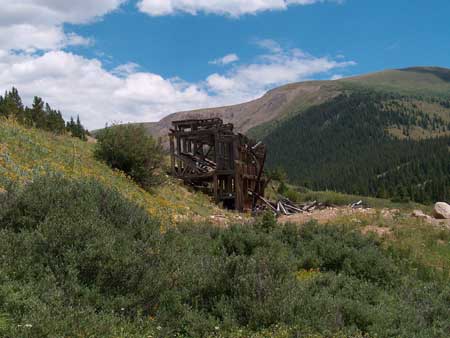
[169,118,266,211]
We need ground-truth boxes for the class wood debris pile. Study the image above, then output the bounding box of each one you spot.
[252,192,370,217]
[251,193,333,216]
[349,200,367,209]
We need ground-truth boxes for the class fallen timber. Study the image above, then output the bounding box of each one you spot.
[251,192,333,216]
[169,118,266,211]
[251,191,369,217]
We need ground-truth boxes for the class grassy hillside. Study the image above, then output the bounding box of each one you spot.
[0,118,231,225]
[341,67,450,96]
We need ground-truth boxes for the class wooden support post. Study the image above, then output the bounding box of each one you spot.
[193,141,198,156]
[213,174,219,203]
[214,133,220,170]
[176,135,181,173]
[169,135,175,174]
[226,176,232,196]
[233,137,243,211]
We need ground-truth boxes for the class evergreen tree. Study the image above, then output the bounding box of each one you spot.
[0,87,25,121]
[31,96,46,129]
[44,103,65,134]
[0,86,88,140]
[67,115,87,141]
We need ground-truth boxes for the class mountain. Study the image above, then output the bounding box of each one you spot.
[142,67,450,142]
[139,81,341,143]
[261,67,450,203]
[341,66,450,95]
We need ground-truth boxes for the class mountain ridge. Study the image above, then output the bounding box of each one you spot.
[138,66,450,142]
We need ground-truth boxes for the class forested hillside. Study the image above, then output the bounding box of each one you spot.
[264,91,450,203]
[0,87,88,140]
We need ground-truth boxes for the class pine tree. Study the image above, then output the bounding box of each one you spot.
[31,96,46,128]
[44,103,65,134]
[76,115,87,141]
[1,86,87,139]
[67,116,76,134]
[0,87,25,121]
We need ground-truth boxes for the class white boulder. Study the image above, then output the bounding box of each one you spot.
[433,202,450,219]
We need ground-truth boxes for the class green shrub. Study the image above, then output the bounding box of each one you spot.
[1,176,450,337]
[0,175,160,337]
[94,123,163,188]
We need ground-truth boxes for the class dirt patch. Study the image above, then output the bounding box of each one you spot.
[86,135,97,144]
[278,205,450,232]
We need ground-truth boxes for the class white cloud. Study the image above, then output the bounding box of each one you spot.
[209,54,240,65]
[206,43,354,99]
[112,62,141,77]
[330,74,343,80]
[0,1,353,130]
[255,39,283,53]
[0,50,211,129]
[138,0,341,17]
[0,0,124,52]
[0,42,354,129]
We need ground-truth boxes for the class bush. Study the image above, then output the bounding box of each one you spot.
[0,175,160,337]
[1,176,450,337]
[94,123,163,188]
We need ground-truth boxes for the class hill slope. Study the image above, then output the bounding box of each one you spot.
[0,118,231,225]
[341,67,450,95]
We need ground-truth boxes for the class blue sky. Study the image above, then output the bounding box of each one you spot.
[71,0,450,81]
[1,0,449,128]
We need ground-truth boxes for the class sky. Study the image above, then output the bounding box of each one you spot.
[0,0,449,129]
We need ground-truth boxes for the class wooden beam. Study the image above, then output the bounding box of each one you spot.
[169,135,175,174]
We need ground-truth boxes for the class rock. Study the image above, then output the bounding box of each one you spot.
[433,202,450,219]
[412,210,429,218]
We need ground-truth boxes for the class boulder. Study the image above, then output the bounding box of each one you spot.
[412,210,429,219]
[433,202,450,219]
